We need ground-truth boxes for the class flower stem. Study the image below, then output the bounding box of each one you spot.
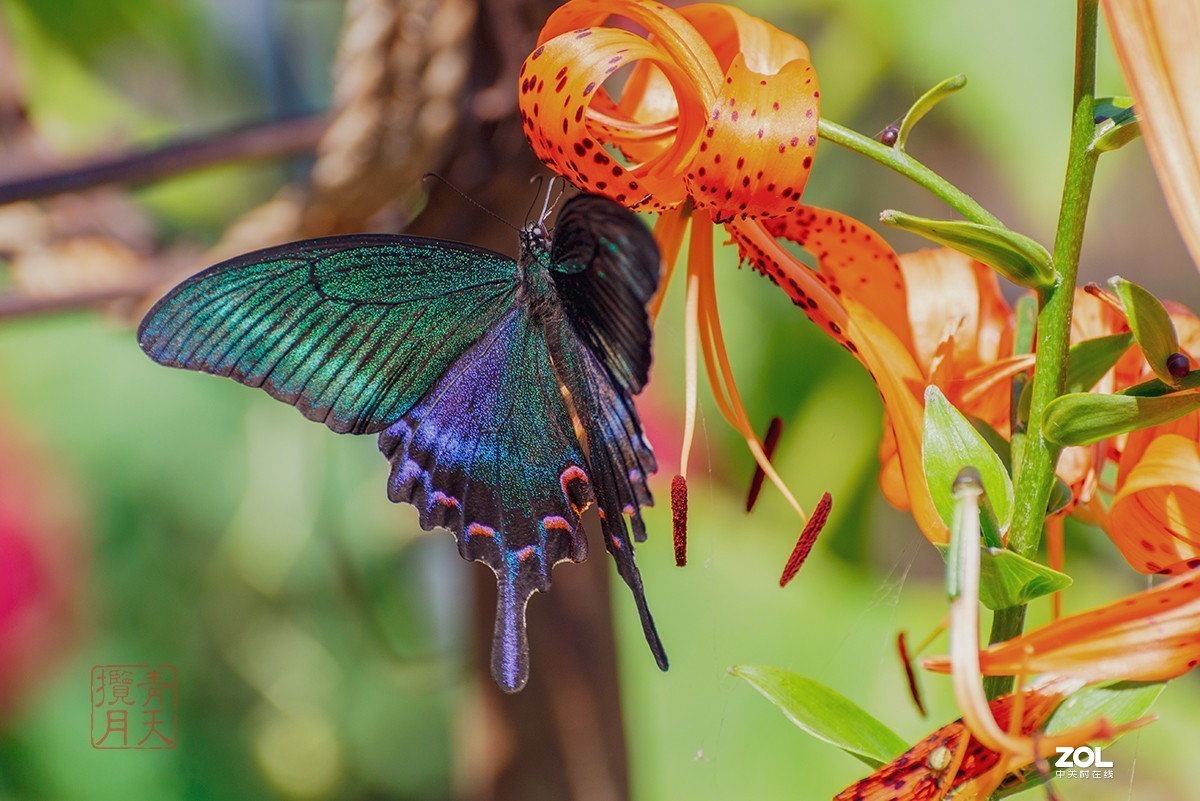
[987,0,1100,697]
[818,118,1002,227]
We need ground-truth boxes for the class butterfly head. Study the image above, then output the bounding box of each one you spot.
[518,176,565,267]
[519,221,553,267]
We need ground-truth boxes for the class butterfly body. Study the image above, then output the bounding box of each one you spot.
[138,194,666,692]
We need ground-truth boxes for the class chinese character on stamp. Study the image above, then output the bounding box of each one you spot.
[90,665,177,749]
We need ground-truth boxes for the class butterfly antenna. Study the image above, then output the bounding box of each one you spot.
[537,176,559,224]
[422,172,518,231]
[524,175,546,224]
[543,178,567,223]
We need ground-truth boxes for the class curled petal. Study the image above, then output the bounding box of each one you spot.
[680,3,809,74]
[538,0,722,98]
[685,54,818,222]
[878,427,911,511]
[1110,434,1200,574]
[924,568,1200,683]
[519,29,706,209]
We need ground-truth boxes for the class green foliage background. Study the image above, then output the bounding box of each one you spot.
[1,1,1198,799]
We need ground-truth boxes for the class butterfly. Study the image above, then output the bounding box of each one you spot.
[137,192,667,692]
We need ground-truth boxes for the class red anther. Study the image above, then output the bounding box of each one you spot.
[671,474,688,567]
[779,492,832,587]
[896,631,927,717]
[745,416,784,513]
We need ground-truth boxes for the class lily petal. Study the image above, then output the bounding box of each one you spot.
[1110,434,1200,574]
[1103,0,1200,271]
[519,27,703,209]
[925,568,1200,683]
[685,53,819,222]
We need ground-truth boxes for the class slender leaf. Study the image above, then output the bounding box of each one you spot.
[1017,332,1134,422]
[880,211,1054,290]
[1111,277,1181,386]
[1043,390,1200,446]
[896,73,967,150]
[730,665,907,767]
[1046,680,1166,735]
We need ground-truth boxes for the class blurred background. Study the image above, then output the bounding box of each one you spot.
[1,0,1198,799]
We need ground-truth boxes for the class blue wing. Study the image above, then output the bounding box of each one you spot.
[379,305,598,692]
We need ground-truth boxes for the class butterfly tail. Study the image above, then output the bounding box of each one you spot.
[492,570,533,692]
[595,474,668,672]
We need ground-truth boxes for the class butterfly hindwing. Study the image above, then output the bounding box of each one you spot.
[545,193,665,667]
[379,304,596,692]
[137,235,518,435]
[550,194,660,394]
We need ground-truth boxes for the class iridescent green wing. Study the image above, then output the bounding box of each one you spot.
[137,234,518,434]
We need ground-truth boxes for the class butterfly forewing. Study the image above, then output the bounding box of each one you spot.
[137,235,518,435]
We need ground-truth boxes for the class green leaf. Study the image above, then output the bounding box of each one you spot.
[1046,680,1165,736]
[1093,119,1142,152]
[933,543,1072,609]
[896,73,967,151]
[880,211,1054,290]
[729,665,907,767]
[1111,276,1182,387]
[1094,97,1137,127]
[1042,390,1200,446]
[1092,97,1140,153]
[969,417,1012,470]
[1017,332,1134,422]
[1065,332,1136,392]
[923,386,1014,532]
[1046,475,1073,516]
[1119,369,1200,397]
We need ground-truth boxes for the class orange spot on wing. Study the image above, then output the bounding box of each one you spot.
[468,523,496,539]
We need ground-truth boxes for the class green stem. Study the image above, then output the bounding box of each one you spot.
[818,118,1002,227]
[987,0,1100,698]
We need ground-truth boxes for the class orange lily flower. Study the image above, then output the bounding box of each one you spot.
[1102,0,1200,272]
[520,0,950,541]
[874,249,1029,514]
[834,684,1135,801]
[924,568,1200,684]
[1061,296,1200,574]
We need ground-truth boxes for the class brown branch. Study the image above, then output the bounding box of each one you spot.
[0,279,161,319]
[0,114,328,205]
